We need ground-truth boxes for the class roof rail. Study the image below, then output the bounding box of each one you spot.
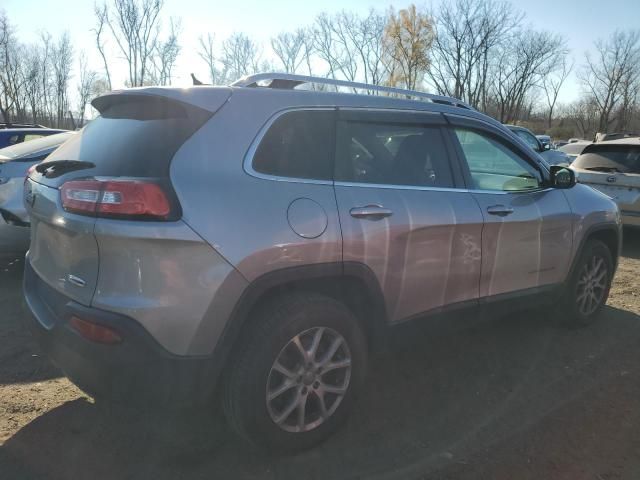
[231,73,473,110]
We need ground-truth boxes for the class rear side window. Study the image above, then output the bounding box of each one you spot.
[573,145,640,173]
[252,110,334,181]
[335,121,454,188]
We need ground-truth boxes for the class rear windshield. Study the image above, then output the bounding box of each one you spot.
[573,145,640,173]
[41,95,212,178]
[559,142,591,156]
[0,132,74,161]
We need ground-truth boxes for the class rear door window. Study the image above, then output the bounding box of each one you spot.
[251,110,335,181]
[335,120,454,188]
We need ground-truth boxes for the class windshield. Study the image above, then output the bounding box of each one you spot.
[573,145,640,173]
[0,131,74,161]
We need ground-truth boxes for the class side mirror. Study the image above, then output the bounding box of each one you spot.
[543,143,551,151]
[550,165,576,189]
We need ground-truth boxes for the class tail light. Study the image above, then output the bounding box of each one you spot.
[60,179,171,220]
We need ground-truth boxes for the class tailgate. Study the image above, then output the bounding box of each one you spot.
[26,178,99,306]
[577,170,640,211]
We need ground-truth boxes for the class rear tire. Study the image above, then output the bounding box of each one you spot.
[561,239,613,327]
[223,292,368,453]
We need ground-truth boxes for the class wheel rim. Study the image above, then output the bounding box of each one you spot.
[576,254,608,316]
[266,327,352,433]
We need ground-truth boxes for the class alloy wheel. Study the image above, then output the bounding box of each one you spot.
[266,327,352,433]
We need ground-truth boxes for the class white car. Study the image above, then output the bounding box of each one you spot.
[0,131,75,252]
[571,137,640,227]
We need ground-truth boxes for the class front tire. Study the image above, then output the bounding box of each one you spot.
[223,293,368,452]
[562,239,613,327]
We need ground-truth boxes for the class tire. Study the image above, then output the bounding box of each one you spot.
[223,292,368,453]
[561,239,614,327]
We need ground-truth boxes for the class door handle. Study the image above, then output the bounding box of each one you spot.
[349,205,393,220]
[486,205,514,217]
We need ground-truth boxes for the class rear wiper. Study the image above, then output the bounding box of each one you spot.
[35,160,95,178]
[584,166,622,173]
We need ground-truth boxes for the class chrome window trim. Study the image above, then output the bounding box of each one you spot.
[243,107,336,186]
[334,180,552,195]
[334,180,468,193]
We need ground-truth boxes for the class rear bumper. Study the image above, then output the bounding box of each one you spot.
[23,258,220,406]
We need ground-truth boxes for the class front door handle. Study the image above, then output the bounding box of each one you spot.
[486,205,514,217]
[349,205,393,220]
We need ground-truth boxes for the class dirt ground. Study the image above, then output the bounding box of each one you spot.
[1,230,639,480]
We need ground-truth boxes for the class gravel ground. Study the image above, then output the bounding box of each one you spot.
[0,229,639,480]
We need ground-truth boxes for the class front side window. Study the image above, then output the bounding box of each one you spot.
[252,110,334,181]
[454,128,543,192]
[335,121,454,188]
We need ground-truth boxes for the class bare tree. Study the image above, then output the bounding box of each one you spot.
[339,9,388,87]
[427,0,521,108]
[219,33,261,82]
[491,30,565,123]
[580,30,640,132]
[383,5,434,90]
[151,17,181,85]
[312,13,346,80]
[0,11,21,123]
[51,32,73,127]
[77,51,97,127]
[198,32,219,83]
[271,30,305,74]
[93,3,112,90]
[100,0,164,86]
[542,57,573,128]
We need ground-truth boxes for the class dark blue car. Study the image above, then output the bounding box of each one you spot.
[0,127,68,148]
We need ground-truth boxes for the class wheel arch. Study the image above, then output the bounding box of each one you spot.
[211,262,388,388]
[569,223,621,282]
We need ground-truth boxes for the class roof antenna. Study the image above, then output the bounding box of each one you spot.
[191,73,203,86]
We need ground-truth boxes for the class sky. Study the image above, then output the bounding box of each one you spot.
[3,0,640,109]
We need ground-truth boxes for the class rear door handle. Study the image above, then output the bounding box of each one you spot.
[349,205,393,220]
[486,205,514,217]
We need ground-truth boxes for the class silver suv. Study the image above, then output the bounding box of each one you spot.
[23,73,622,451]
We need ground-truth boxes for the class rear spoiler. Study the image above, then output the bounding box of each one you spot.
[92,87,232,115]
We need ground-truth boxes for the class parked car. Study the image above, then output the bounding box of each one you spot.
[559,141,592,162]
[571,137,640,227]
[0,122,46,129]
[0,131,75,253]
[595,132,639,143]
[0,127,68,148]
[23,74,621,452]
[536,134,551,148]
[554,140,569,149]
[505,125,572,165]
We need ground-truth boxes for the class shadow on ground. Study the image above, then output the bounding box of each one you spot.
[623,227,640,260]
[0,255,62,385]
[2,303,639,480]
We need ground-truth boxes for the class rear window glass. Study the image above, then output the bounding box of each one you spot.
[252,110,334,181]
[573,145,640,173]
[43,95,212,179]
[559,142,591,155]
[335,121,454,188]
